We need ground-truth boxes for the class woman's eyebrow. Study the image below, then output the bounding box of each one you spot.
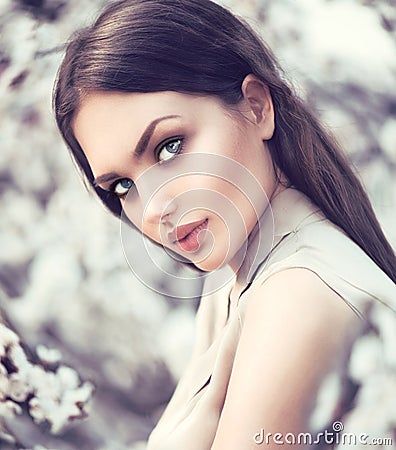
[93,114,181,187]
[133,114,181,158]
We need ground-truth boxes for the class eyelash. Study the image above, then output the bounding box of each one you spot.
[109,136,185,199]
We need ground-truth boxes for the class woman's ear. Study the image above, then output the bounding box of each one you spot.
[240,74,275,140]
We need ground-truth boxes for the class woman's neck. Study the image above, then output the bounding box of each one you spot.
[228,181,288,276]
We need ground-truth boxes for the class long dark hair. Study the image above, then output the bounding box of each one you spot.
[53,0,396,283]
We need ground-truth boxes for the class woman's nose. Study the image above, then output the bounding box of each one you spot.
[138,183,177,227]
[129,163,181,229]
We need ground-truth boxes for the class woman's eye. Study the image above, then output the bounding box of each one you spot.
[158,139,182,162]
[112,178,134,198]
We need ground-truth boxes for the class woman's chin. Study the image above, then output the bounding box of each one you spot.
[191,253,230,273]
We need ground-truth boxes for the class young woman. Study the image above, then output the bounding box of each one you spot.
[53,0,396,448]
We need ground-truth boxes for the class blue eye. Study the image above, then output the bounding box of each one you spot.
[158,139,182,162]
[112,178,134,198]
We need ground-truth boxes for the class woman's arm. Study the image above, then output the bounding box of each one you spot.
[210,267,362,450]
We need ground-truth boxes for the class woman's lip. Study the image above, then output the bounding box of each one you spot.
[168,219,208,243]
[175,219,208,252]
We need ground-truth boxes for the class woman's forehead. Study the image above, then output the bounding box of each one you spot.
[75,90,223,121]
[72,90,231,149]
[72,90,235,177]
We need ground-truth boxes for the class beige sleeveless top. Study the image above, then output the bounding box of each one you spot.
[147,187,396,450]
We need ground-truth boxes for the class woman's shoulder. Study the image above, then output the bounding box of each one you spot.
[209,266,363,449]
[241,267,364,332]
[248,190,396,321]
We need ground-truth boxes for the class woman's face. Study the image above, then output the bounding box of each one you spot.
[73,88,280,272]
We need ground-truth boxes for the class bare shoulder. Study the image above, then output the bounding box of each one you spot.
[250,267,361,329]
[210,268,363,449]
[239,267,362,367]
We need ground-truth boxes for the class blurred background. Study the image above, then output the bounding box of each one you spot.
[0,0,395,448]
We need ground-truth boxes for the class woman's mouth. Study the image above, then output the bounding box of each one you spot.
[169,219,208,252]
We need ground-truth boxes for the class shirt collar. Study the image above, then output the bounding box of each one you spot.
[236,186,323,286]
